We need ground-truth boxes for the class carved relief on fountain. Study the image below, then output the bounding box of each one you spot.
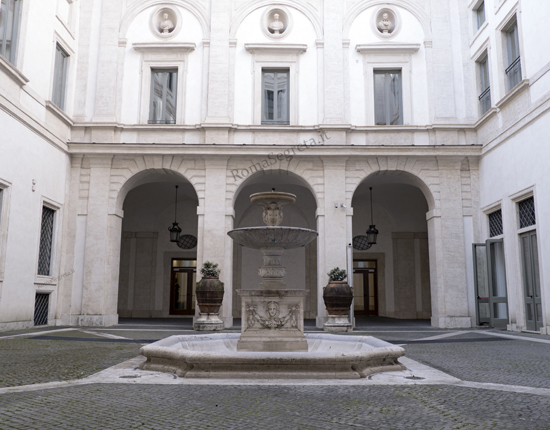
[246,301,299,330]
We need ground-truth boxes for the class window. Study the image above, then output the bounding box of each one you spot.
[478,56,491,115]
[488,209,503,237]
[149,69,178,124]
[38,206,55,276]
[374,70,403,126]
[262,69,289,125]
[476,2,486,30]
[52,44,69,110]
[0,0,21,65]
[505,22,521,91]
[518,197,535,229]
[0,0,21,64]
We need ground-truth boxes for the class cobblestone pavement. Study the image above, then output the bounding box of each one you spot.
[1,384,550,429]
[0,332,140,388]
[0,324,549,429]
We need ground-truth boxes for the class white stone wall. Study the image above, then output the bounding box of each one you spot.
[1,0,549,332]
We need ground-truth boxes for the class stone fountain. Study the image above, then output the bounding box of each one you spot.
[139,191,405,379]
[229,191,317,352]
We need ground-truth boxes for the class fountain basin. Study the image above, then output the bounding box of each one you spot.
[139,333,405,379]
[227,226,318,249]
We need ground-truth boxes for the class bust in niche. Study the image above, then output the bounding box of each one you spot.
[159,12,175,34]
[378,13,393,34]
[269,13,285,34]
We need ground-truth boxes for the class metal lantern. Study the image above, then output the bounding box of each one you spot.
[168,185,182,242]
[366,187,378,245]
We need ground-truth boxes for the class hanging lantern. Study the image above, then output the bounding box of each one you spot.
[168,185,182,242]
[366,187,378,245]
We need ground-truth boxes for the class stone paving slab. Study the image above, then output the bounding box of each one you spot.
[1,384,549,429]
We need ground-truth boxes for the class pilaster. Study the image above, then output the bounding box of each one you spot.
[80,156,118,325]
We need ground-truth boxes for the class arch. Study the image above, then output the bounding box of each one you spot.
[119,0,209,40]
[230,0,323,39]
[108,155,206,212]
[343,0,432,40]
[226,160,323,209]
[346,157,439,212]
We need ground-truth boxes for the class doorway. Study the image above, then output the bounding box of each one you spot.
[472,239,509,327]
[169,259,197,315]
[353,260,378,316]
[520,231,543,331]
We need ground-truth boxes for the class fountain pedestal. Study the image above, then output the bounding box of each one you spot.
[237,289,308,351]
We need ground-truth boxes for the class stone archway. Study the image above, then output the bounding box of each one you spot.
[347,157,474,328]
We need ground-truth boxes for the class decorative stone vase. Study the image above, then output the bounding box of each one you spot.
[323,281,353,315]
[195,277,224,314]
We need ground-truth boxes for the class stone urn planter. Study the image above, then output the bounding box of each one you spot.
[194,262,224,331]
[323,267,353,332]
[196,277,224,313]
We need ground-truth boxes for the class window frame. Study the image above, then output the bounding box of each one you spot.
[373,69,404,126]
[148,68,179,125]
[34,197,62,285]
[261,68,290,125]
[504,21,521,91]
[133,43,195,125]
[52,42,69,110]
[477,53,491,116]
[0,0,22,65]
[476,1,486,30]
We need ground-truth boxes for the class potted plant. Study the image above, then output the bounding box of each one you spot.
[195,261,224,314]
[323,267,353,315]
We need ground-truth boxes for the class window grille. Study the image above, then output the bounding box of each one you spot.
[262,69,290,125]
[518,197,536,229]
[34,293,49,326]
[149,69,178,124]
[488,209,503,237]
[38,206,55,276]
[374,70,403,126]
[0,0,22,65]
[52,44,69,110]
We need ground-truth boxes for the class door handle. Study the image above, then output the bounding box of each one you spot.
[529,295,533,299]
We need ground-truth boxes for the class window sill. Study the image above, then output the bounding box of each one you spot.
[470,21,489,47]
[475,106,498,127]
[495,79,529,109]
[46,101,74,126]
[0,55,29,87]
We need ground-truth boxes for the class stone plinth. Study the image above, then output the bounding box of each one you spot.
[324,315,353,332]
[237,289,308,351]
[193,313,224,331]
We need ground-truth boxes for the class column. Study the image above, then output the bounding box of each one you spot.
[316,158,348,327]
[197,157,232,327]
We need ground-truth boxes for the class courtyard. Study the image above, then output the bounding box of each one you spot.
[1,319,549,429]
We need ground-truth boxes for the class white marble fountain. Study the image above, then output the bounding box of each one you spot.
[139,190,405,379]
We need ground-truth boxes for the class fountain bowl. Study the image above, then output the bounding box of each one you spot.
[139,333,405,379]
[227,226,318,250]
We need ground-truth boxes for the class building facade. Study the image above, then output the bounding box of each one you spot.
[0,0,548,334]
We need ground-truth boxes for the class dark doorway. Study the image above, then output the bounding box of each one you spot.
[353,260,378,316]
[169,259,196,315]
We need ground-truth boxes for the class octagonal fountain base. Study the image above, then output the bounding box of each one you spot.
[139,333,405,379]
